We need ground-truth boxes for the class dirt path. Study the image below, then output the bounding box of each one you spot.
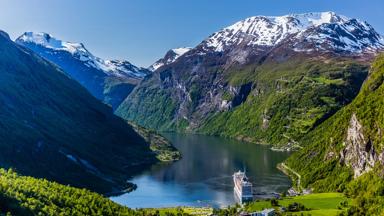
[279,163,302,191]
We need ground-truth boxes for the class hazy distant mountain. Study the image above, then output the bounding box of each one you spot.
[116,12,383,147]
[0,30,160,194]
[16,32,151,109]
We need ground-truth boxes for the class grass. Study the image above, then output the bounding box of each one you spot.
[288,209,341,216]
[312,76,344,85]
[144,207,213,216]
[246,193,350,216]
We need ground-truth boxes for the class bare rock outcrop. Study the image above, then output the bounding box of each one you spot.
[340,113,376,178]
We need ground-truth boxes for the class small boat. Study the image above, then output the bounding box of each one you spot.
[233,170,253,203]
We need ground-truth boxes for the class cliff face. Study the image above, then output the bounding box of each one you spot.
[340,114,379,178]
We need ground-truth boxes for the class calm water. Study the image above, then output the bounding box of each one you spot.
[111,133,291,208]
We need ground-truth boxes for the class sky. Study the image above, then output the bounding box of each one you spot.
[0,0,383,67]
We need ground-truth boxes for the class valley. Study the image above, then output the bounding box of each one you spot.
[0,4,383,216]
[110,133,291,208]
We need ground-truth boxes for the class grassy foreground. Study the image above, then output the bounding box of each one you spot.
[245,193,350,216]
[144,207,213,216]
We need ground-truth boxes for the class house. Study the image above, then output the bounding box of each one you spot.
[249,208,275,216]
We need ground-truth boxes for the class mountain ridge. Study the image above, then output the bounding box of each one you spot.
[16,32,151,109]
[203,11,383,53]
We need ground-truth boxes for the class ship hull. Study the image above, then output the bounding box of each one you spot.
[233,171,253,203]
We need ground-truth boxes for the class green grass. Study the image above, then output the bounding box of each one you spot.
[312,76,344,85]
[246,193,350,216]
[289,209,341,216]
[144,207,213,216]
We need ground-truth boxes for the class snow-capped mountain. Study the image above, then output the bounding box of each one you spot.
[17,32,149,78]
[17,32,151,109]
[117,12,383,146]
[149,47,192,71]
[202,12,384,53]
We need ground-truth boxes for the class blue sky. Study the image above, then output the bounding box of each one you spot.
[0,0,383,67]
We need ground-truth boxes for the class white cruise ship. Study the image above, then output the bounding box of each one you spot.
[233,170,253,203]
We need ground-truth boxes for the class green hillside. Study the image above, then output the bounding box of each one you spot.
[0,31,177,195]
[0,168,198,216]
[117,54,368,148]
[199,57,368,147]
[285,54,384,215]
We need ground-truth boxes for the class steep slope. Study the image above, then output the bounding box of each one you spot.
[0,30,164,194]
[285,54,384,215]
[149,47,192,71]
[16,32,151,109]
[0,168,186,216]
[116,12,382,147]
[0,169,137,215]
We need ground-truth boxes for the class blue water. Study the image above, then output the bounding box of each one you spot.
[110,133,291,208]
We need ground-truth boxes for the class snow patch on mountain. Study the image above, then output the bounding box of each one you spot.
[17,32,149,78]
[172,47,192,56]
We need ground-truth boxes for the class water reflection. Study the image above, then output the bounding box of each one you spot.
[111,133,291,208]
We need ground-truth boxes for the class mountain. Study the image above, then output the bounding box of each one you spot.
[116,12,383,147]
[203,11,383,53]
[285,54,384,214]
[149,47,192,71]
[0,30,175,194]
[16,32,151,109]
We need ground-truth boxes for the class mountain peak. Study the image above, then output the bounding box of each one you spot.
[18,32,88,55]
[0,30,10,40]
[149,47,192,71]
[17,32,149,79]
[203,11,383,53]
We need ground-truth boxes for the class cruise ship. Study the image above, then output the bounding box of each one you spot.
[233,170,253,203]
